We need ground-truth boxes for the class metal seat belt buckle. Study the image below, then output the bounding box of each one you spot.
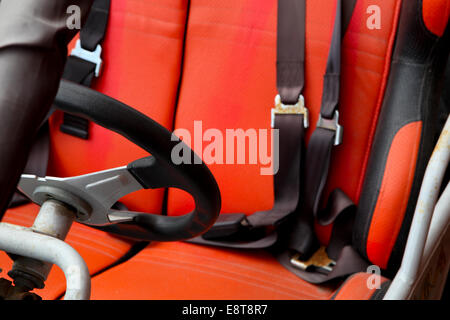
[290,246,336,273]
[271,94,309,128]
[202,213,249,240]
[70,39,103,77]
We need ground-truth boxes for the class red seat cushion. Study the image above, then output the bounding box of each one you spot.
[90,242,338,300]
[89,242,391,300]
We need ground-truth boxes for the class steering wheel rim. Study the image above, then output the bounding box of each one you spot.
[46,79,221,242]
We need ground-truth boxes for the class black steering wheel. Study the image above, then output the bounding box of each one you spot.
[19,80,221,242]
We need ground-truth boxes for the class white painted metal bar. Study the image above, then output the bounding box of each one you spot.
[385,116,450,300]
[421,182,450,269]
[406,182,450,299]
[0,222,90,300]
[10,200,76,289]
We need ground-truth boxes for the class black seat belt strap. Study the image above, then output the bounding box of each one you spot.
[188,0,308,249]
[287,0,345,259]
[277,0,306,105]
[60,0,110,139]
[279,0,369,283]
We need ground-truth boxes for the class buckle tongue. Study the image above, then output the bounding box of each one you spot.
[271,94,309,128]
[70,39,103,77]
[290,246,336,273]
[316,110,343,146]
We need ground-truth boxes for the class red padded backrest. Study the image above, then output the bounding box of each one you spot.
[47,0,189,213]
[167,0,401,243]
[167,0,449,271]
[353,0,450,270]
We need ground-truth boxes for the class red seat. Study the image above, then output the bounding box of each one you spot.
[1,0,449,300]
[0,0,189,300]
[89,242,389,300]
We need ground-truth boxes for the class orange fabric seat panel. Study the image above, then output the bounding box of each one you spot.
[90,242,338,300]
[0,203,133,300]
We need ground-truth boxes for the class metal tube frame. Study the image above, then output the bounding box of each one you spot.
[385,116,450,300]
[0,199,91,300]
[0,222,90,300]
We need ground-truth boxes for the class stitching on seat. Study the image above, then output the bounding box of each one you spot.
[137,246,337,295]
[127,0,187,12]
[66,234,129,255]
[131,257,329,300]
[143,247,318,287]
[116,10,186,29]
[192,21,275,36]
[64,240,119,260]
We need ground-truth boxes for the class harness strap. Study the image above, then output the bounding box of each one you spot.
[282,0,369,282]
[277,0,306,105]
[60,0,110,139]
[189,0,308,248]
[189,112,305,249]
[277,190,369,284]
[192,0,355,249]
[288,57,344,257]
[288,0,347,256]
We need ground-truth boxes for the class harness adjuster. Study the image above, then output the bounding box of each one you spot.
[70,39,103,77]
[271,94,309,129]
[290,246,336,273]
[316,110,343,146]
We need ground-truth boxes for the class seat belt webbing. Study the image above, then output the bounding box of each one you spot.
[288,0,346,259]
[188,0,308,249]
[279,0,370,283]
[60,0,110,139]
[246,0,308,229]
[277,0,306,105]
[191,0,356,247]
